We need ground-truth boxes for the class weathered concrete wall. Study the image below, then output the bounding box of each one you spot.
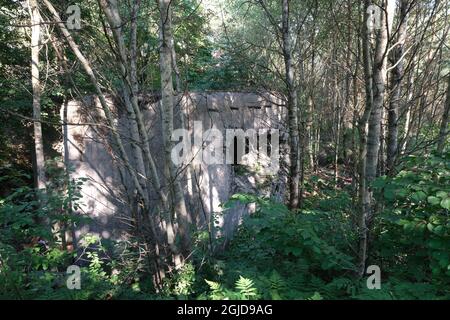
[63,92,287,247]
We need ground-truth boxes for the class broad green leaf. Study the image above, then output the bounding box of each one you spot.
[411,191,427,203]
[427,196,441,205]
[440,198,450,210]
[436,191,448,199]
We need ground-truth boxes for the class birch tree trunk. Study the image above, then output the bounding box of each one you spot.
[437,72,450,154]
[401,71,414,154]
[387,0,409,173]
[358,0,373,278]
[281,0,300,210]
[359,0,396,276]
[30,0,45,191]
[306,94,314,170]
[367,0,395,183]
[158,0,192,260]
[128,0,148,200]
[171,38,182,94]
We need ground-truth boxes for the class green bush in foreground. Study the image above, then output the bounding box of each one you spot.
[1,153,449,299]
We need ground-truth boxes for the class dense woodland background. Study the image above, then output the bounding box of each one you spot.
[0,0,449,300]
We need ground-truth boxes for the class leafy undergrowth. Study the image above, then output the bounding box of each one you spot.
[192,152,450,300]
[1,153,449,299]
[196,193,357,300]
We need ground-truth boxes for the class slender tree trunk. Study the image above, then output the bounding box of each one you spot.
[128,0,150,194]
[351,33,361,203]
[379,103,386,176]
[130,0,141,97]
[171,38,182,94]
[367,0,395,183]
[333,48,340,185]
[401,68,415,154]
[437,72,450,154]
[281,0,300,210]
[158,0,192,261]
[30,0,45,191]
[358,0,375,278]
[308,1,318,172]
[306,95,314,170]
[358,0,396,277]
[50,36,79,252]
[387,0,409,173]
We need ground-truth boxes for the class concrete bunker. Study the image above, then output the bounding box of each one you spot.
[63,91,287,247]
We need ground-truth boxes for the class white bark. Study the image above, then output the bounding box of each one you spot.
[387,0,409,173]
[281,0,300,210]
[366,0,395,183]
[359,0,396,277]
[158,0,192,261]
[437,72,450,154]
[30,0,45,190]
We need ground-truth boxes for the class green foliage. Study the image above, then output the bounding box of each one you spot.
[3,153,449,300]
[162,262,196,298]
[197,193,357,300]
[353,280,443,300]
[371,152,450,298]
[0,162,102,298]
[235,276,259,299]
[0,166,143,300]
[194,154,450,300]
[1,0,448,302]
[202,276,259,300]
